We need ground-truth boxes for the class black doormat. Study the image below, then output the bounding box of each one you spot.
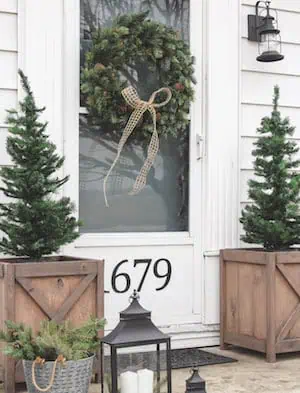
[105,347,237,372]
[171,347,237,369]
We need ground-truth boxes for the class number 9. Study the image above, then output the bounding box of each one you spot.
[153,258,172,291]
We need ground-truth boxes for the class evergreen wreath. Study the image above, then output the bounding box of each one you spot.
[81,12,196,141]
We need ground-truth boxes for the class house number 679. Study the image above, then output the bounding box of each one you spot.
[111,258,172,293]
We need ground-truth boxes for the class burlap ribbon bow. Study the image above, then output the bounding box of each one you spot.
[103,86,172,207]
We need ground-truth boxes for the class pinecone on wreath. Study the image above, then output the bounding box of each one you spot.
[94,63,105,71]
[175,82,185,91]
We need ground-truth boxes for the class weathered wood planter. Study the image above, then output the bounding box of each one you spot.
[220,249,300,362]
[0,256,104,393]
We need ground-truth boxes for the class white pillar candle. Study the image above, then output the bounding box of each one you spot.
[137,369,154,393]
[120,371,138,393]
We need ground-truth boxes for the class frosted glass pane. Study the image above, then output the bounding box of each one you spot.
[259,33,281,54]
[80,0,190,233]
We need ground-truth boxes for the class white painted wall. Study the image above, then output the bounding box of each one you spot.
[0,0,18,199]
[240,0,300,243]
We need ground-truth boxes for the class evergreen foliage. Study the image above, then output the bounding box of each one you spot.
[0,70,81,260]
[81,12,195,141]
[0,317,105,361]
[240,86,300,250]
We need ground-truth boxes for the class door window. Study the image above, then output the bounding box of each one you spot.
[80,0,190,233]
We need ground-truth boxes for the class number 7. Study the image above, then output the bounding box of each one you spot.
[134,259,152,292]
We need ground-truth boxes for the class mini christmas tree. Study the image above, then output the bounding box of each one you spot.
[0,70,81,260]
[240,86,300,250]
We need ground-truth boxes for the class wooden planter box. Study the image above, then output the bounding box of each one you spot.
[0,256,104,393]
[220,249,300,362]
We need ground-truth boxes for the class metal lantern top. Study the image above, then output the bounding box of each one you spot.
[101,290,170,347]
[185,368,206,393]
[257,2,279,35]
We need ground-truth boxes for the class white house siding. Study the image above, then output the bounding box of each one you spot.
[0,0,17,171]
[240,0,300,242]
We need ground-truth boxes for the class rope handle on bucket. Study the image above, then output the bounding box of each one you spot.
[31,355,66,392]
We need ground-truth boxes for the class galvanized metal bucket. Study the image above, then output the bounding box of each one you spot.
[23,355,94,393]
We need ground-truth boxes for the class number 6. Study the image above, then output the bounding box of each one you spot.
[111,259,131,293]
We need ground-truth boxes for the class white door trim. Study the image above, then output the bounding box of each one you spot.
[62,0,80,215]
[18,0,65,161]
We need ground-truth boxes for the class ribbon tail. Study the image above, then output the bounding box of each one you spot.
[103,153,120,207]
[103,107,146,207]
[130,111,159,195]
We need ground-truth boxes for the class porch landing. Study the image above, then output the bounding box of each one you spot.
[4,347,300,393]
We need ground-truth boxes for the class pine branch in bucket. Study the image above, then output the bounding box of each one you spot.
[0,317,105,361]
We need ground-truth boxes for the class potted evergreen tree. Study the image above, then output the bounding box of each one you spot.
[220,86,300,362]
[0,317,105,393]
[0,70,104,391]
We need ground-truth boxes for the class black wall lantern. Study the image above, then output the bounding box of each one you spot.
[248,1,284,62]
[100,290,172,393]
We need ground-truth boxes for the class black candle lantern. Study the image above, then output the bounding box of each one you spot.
[100,290,172,393]
[185,368,206,393]
[248,1,284,62]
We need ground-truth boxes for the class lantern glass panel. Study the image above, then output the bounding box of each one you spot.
[259,32,281,54]
[102,343,112,393]
[103,343,169,393]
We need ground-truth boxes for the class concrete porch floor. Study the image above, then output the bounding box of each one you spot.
[90,347,300,393]
[168,347,300,393]
[3,346,300,393]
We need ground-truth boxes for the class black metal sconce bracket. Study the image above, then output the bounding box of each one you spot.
[248,14,264,42]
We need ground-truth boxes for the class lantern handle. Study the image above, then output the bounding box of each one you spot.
[255,1,271,20]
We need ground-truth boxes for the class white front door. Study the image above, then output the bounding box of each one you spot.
[63,0,215,348]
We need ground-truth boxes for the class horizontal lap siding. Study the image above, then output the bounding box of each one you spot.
[0,2,17,204]
[0,52,17,89]
[242,1,300,14]
[242,4,300,44]
[0,0,17,14]
[239,3,300,245]
[242,39,300,76]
